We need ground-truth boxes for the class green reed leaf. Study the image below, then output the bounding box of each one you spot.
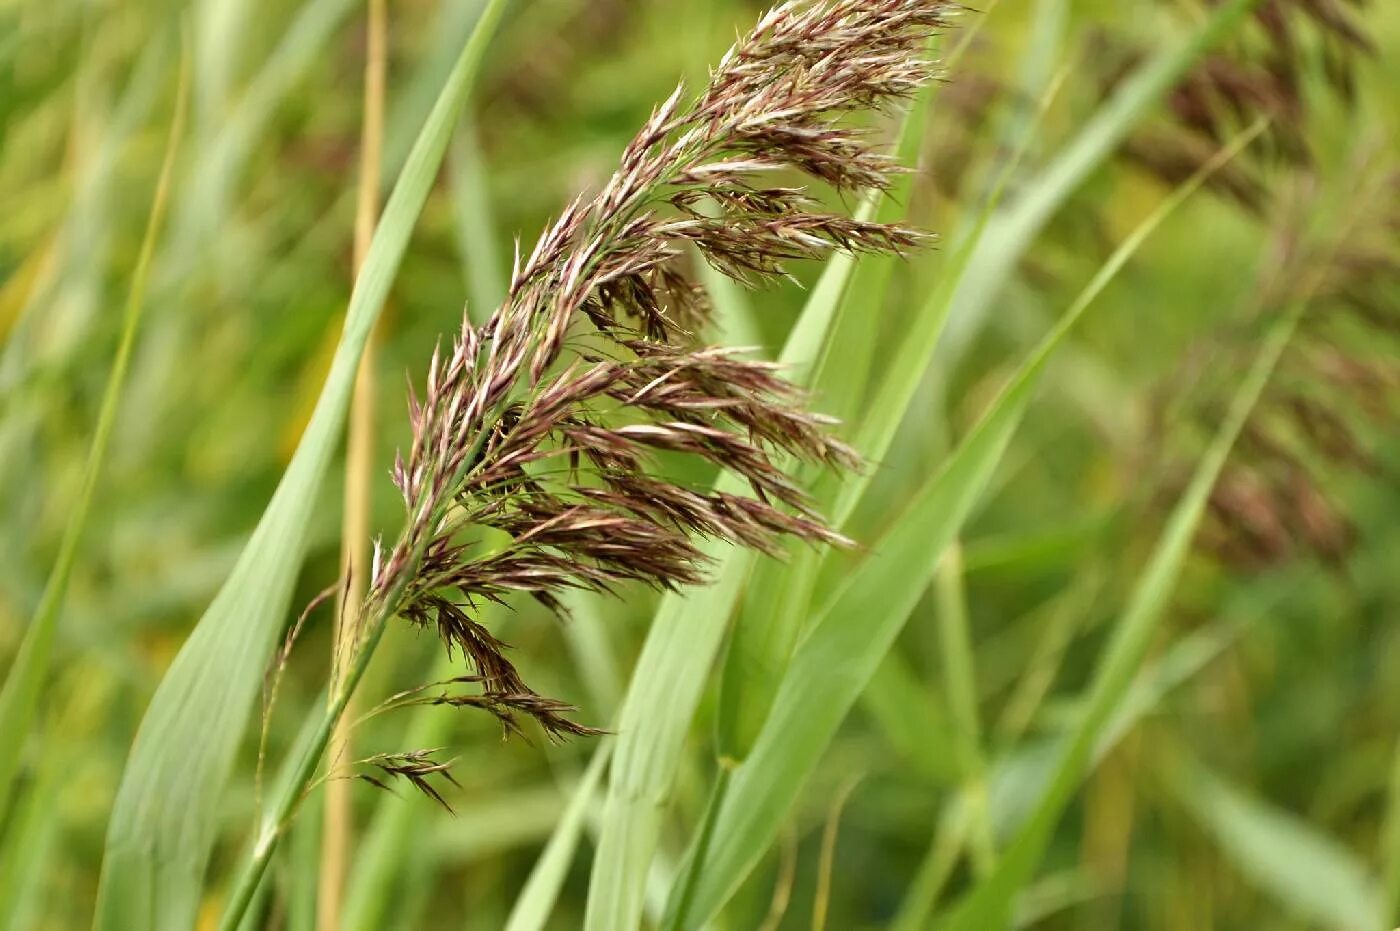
[93,7,508,926]
[662,120,1268,929]
[937,300,1300,931]
[1174,757,1385,931]
[0,50,187,819]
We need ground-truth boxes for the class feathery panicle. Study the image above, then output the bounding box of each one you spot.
[1164,163,1399,570]
[354,0,955,741]
[1104,0,1375,207]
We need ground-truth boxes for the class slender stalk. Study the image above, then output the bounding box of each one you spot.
[934,544,997,877]
[812,775,862,931]
[0,47,188,815]
[221,600,395,931]
[320,0,388,925]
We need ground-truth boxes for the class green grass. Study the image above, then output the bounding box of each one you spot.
[2,1,1399,929]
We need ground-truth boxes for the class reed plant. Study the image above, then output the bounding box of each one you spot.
[2,0,1399,929]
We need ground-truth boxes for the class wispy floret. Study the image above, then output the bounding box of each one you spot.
[357,749,461,813]
[355,0,955,738]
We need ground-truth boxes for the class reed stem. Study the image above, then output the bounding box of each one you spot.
[320,0,388,926]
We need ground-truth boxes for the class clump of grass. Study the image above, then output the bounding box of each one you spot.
[220,1,952,923]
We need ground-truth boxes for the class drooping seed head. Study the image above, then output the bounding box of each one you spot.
[368,0,957,738]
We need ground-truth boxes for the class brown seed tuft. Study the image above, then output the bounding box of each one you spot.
[360,0,954,742]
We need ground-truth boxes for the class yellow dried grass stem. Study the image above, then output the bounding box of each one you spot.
[321,0,388,927]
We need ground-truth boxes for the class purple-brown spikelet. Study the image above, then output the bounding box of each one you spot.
[351,0,956,743]
[357,749,461,813]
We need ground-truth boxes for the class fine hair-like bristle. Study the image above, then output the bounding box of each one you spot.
[353,0,956,740]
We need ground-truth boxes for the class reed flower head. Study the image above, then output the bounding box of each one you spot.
[357,0,956,738]
[1102,0,1375,208]
[1158,161,1399,571]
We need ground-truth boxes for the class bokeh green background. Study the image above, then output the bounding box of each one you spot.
[3,1,1400,928]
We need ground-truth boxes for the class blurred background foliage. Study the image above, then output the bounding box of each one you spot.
[2,0,1400,928]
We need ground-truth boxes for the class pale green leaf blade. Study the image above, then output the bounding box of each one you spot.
[93,7,509,927]
[503,745,612,931]
[1174,759,1385,931]
[663,123,1266,928]
[0,53,187,816]
[937,303,1302,931]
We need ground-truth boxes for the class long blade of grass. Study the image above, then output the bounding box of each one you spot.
[1172,756,1384,931]
[503,745,613,931]
[0,55,187,819]
[937,301,1302,931]
[92,8,508,927]
[661,122,1266,929]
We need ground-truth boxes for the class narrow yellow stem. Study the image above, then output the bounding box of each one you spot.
[320,0,387,927]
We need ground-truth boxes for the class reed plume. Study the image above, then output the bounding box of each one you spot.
[341,0,954,746]
[1119,0,1374,206]
[1157,160,1398,570]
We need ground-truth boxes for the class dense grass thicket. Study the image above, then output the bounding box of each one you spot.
[2,1,1400,929]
